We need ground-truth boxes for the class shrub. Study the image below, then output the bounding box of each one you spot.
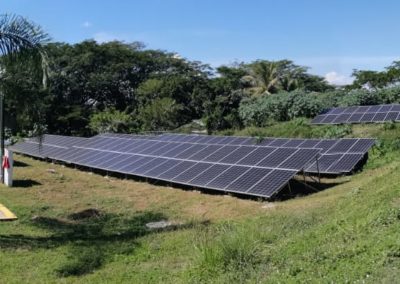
[89,108,133,134]
[239,90,326,127]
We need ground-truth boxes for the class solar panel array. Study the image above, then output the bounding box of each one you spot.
[311,104,400,124]
[12,135,87,160]
[100,133,375,174]
[10,134,321,198]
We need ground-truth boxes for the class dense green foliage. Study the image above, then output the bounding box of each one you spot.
[3,37,400,136]
[239,86,400,127]
[2,39,336,136]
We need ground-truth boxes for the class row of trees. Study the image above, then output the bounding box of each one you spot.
[2,19,400,136]
[2,39,337,136]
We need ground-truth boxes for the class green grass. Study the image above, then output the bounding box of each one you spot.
[1,121,400,282]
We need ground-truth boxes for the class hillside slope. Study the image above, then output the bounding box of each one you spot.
[0,122,399,283]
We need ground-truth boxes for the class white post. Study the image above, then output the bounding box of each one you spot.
[4,149,13,187]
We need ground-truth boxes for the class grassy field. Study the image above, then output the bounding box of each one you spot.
[1,123,400,283]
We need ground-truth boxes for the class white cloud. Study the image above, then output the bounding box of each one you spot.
[325,71,353,86]
[82,21,92,28]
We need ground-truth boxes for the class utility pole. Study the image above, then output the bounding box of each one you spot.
[0,91,4,183]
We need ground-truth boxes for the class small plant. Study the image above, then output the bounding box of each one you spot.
[190,223,263,281]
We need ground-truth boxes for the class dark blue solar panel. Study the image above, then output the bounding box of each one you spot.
[348,113,363,123]
[174,144,208,159]
[150,142,176,156]
[326,154,364,173]
[314,140,337,153]
[237,147,275,166]
[189,164,230,186]
[73,150,102,164]
[257,148,297,168]
[306,154,342,172]
[11,132,376,197]
[348,139,375,153]
[360,113,375,122]
[367,105,382,112]
[157,161,196,180]
[206,166,249,190]
[188,145,222,160]
[321,115,337,123]
[279,149,319,169]
[329,107,345,115]
[202,145,239,162]
[268,139,290,147]
[380,105,393,112]
[240,138,257,145]
[391,105,400,112]
[283,139,305,147]
[136,141,165,154]
[226,137,246,145]
[247,170,296,197]
[123,156,155,174]
[356,106,370,112]
[219,146,256,164]
[384,112,398,121]
[208,136,228,144]
[298,139,320,148]
[312,104,400,125]
[104,154,135,171]
[116,156,148,173]
[144,159,182,178]
[162,143,195,158]
[327,139,356,154]
[333,113,351,124]
[344,106,359,113]
[172,162,212,183]
[96,153,127,168]
[311,115,325,124]
[131,158,167,174]
[85,152,117,168]
[372,112,387,122]
[257,138,276,146]
[226,168,272,193]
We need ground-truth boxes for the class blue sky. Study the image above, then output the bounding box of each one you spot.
[3,0,400,84]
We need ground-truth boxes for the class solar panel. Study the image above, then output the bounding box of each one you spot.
[312,104,400,124]
[10,134,321,199]
[95,133,375,174]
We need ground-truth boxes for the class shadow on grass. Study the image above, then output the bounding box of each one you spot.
[13,160,30,167]
[12,179,41,188]
[0,210,207,277]
[273,178,347,201]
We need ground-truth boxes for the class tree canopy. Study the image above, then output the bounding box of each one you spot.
[3,31,400,136]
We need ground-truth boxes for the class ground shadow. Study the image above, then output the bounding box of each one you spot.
[273,178,347,201]
[0,209,208,277]
[13,160,30,167]
[12,179,41,188]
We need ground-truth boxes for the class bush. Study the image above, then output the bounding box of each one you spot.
[190,223,263,281]
[89,108,133,134]
[239,90,326,127]
[137,97,184,131]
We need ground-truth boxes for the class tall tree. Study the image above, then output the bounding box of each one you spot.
[243,60,280,95]
[0,14,49,181]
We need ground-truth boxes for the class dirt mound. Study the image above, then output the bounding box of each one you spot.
[68,208,102,220]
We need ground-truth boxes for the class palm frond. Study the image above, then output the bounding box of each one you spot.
[0,14,50,86]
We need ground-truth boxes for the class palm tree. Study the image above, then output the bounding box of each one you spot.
[0,14,49,182]
[243,61,281,96]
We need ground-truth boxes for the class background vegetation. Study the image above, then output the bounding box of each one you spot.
[3,39,400,137]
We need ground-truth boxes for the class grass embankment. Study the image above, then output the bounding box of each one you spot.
[0,122,400,283]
